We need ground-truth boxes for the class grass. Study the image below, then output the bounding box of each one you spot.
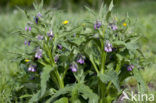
[0,1,156,102]
[0,60,19,103]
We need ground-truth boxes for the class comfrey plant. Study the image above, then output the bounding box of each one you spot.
[15,1,147,103]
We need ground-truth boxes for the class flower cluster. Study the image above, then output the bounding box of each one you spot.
[127,65,134,71]
[47,30,54,39]
[35,48,42,59]
[25,26,31,31]
[24,40,31,46]
[70,63,78,72]
[28,65,36,72]
[94,21,102,29]
[104,41,112,52]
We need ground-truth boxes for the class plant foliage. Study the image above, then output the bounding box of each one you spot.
[13,0,148,103]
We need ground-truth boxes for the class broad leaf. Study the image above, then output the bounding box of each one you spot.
[54,97,68,103]
[46,85,74,103]
[98,70,120,91]
[46,83,98,103]
[77,84,99,103]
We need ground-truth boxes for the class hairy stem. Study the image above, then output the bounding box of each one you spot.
[46,40,64,89]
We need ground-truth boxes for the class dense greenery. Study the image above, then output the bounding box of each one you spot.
[0,1,156,103]
[0,0,155,9]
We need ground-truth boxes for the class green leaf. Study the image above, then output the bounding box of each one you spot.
[20,94,32,99]
[29,65,54,103]
[99,3,107,19]
[46,83,98,103]
[106,11,111,22]
[29,90,41,103]
[98,70,120,91]
[84,6,96,17]
[33,1,38,10]
[46,85,74,103]
[126,42,138,50]
[39,0,44,10]
[106,0,114,21]
[77,84,99,103]
[54,97,68,103]
[108,0,114,11]
[113,41,126,47]
[133,68,147,93]
[71,86,81,103]
[40,65,54,97]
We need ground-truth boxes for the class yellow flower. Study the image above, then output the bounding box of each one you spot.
[123,23,127,27]
[82,23,86,26]
[62,20,69,25]
[25,59,30,62]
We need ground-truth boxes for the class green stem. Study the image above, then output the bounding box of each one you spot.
[101,51,106,73]
[98,27,107,102]
[62,66,69,79]
[90,56,99,74]
[55,70,64,88]
[99,39,107,103]
[100,39,107,73]
[46,40,64,89]
[99,81,106,103]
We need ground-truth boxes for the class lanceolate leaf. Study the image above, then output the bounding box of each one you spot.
[46,83,98,103]
[29,65,54,103]
[84,6,96,17]
[77,84,99,103]
[98,70,120,91]
[29,90,41,103]
[133,68,147,93]
[46,85,74,103]
[108,0,114,11]
[106,0,114,21]
[40,65,54,97]
[54,97,68,103]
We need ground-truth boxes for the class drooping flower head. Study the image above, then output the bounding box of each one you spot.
[25,26,28,31]
[24,40,31,46]
[127,65,134,71]
[77,56,85,64]
[70,63,78,72]
[57,44,63,50]
[47,30,54,39]
[34,12,42,24]
[35,48,42,59]
[25,26,31,31]
[24,40,27,45]
[28,65,36,72]
[54,55,59,63]
[29,27,31,31]
[35,17,39,24]
[111,24,118,31]
[37,12,42,17]
[36,35,44,40]
[104,40,112,52]
[94,21,102,30]
[28,41,31,46]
